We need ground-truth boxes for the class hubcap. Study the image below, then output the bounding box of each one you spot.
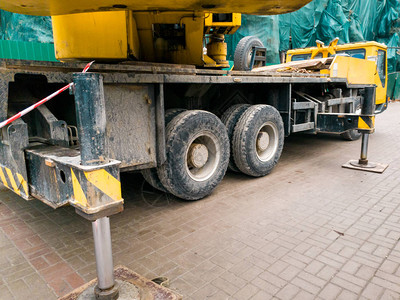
[188,143,209,168]
[257,132,270,151]
[185,132,220,182]
[255,122,278,162]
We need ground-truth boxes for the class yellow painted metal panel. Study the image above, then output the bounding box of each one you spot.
[376,85,387,105]
[127,11,140,59]
[204,13,241,29]
[16,173,29,196]
[84,169,122,201]
[52,11,129,61]
[0,0,312,16]
[358,117,369,129]
[330,56,376,85]
[5,168,20,196]
[0,167,9,188]
[71,169,88,208]
[358,116,375,130]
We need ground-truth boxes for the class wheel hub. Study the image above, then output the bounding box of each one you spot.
[257,132,270,151]
[256,121,278,162]
[188,143,209,168]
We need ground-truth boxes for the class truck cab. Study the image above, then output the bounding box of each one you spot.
[286,41,388,108]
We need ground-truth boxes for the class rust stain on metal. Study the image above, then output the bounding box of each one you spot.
[144,94,152,104]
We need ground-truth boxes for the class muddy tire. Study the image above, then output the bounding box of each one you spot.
[234,36,264,71]
[341,129,362,141]
[165,108,187,125]
[232,105,284,177]
[141,108,187,192]
[221,104,251,172]
[141,168,168,192]
[157,110,230,200]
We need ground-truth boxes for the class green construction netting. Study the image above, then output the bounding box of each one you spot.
[0,10,53,43]
[226,15,280,64]
[227,0,400,70]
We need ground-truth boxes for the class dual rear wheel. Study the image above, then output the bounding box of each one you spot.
[141,105,285,200]
[229,105,284,177]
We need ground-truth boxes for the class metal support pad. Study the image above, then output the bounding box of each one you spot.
[342,132,388,173]
[59,266,182,300]
[342,160,388,173]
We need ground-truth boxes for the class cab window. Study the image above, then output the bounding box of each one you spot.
[291,53,322,61]
[333,49,366,59]
[377,50,386,87]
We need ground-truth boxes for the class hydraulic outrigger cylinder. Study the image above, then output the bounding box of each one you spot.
[343,86,388,173]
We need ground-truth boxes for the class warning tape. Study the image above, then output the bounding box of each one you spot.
[0,61,94,129]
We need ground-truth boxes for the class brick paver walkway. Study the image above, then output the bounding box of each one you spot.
[1,103,400,299]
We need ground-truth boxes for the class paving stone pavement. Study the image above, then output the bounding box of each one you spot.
[1,103,400,299]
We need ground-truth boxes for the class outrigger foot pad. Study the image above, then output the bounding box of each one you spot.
[342,160,388,173]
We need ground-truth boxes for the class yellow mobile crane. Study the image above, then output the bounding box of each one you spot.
[0,1,387,298]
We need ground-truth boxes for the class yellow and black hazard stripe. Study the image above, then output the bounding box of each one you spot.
[358,116,375,131]
[0,166,29,199]
[70,167,122,211]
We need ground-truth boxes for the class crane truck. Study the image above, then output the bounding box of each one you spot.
[0,0,388,298]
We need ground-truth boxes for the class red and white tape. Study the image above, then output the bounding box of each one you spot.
[0,61,94,129]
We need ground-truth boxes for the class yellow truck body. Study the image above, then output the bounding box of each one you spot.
[52,11,240,66]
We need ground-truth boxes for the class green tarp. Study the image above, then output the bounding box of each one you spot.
[0,11,52,43]
[226,15,280,64]
[227,0,400,70]
[387,72,400,100]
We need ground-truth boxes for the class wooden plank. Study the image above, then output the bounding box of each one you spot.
[231,70,327,78]
[195,69,229,75]
[251,57,334,73]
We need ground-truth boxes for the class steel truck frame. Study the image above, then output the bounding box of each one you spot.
[0,57,379,208]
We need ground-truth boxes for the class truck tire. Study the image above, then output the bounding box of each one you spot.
[157,110,230,200]
[340,103,362,141]
[221,104,251,172]
[165,108,187,125]
[341,129,362,141]
[141,168,168,192]
[141,108,187,192]
[232,105,284,177]
[234,36,264,71]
